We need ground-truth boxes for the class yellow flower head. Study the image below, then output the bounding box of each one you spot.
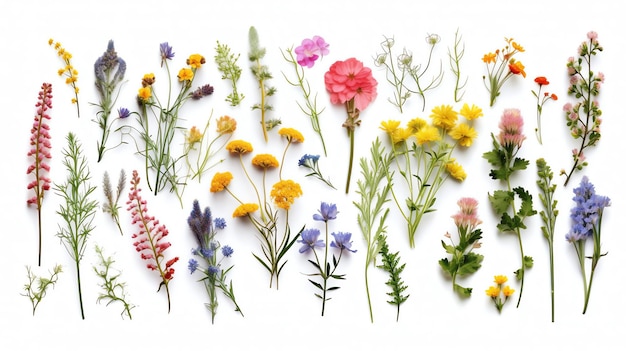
[482,52,497,64]
[485,286,500,298]
[252,154,279,169]
[446,160,466,181]
[502,285,515,297]
[391,127,412,144]
[270,179,303,210]
[141,73,155,87]
[178,67,194,81]
[210,172,233,193]
[278,128,305,143]
[138,86,152,102]
[216,115,237,134]
[508,59,526,78]
[407,117,427,133]
[186,54,206,68]
[226,140,253,155]
[380,120,401,134]
[430,105,458,130]
[187,126,203,144]
[459,103,484,121]
[494,275,508,285]
[511,40,525,53]
[233,203,259,217]
[415,125,441,145]
[449,123,478,147]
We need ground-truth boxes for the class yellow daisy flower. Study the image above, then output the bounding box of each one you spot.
[449,123,478,147]
[415,125,441,145]
[380,120,401,134]
[485,286,500,298]
[445,160,466,181]
[430,104,458,130]
[178,68,194,81]
[459,103,483,121]
[494,275,508,285]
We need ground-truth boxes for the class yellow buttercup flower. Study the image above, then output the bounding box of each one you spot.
[233,203,259,217]
[485,286,500,298]
[449,123,477,147]
[187,54,205,69]
[178,68,194,81]
[459,103,483,121]
[226,140,253,154]
[210,172,233,193]
[391,127,412,144]
[407,117,427,133]
[142,73,155,86]
[415,125,441,145]
[252,154,279,169]
[446,160,466,181]
[380,120,401,134]
[494,275,508,285]
[482,52,497,64]
[216,115,237,134]
[430,105,458,130]
[138,86,152,101]
[187,126,203,144]
[270,179,302,210]
[278,128,304,143]
[502,285,515,297]
[511,41,525,53]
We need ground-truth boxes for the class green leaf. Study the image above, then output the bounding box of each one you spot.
[523,256,534,269]
[456,252,484,276]
[488,190,514,215]
[453,283,472,298]
[513,187,537,218]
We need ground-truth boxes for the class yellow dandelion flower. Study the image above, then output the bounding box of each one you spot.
[178,68,194,82]
[210,172,233,193]
[216,115,237,134]
[449,123,478,147]
[270,179,303,210]
[391,127,412,144]
[459,103,483,121]
[187,126,203,144]
[415,125,441,145]
[407,117,427,133]
[502,285,515,297]
[142,73,155,86]
[187,54,206,68]
[380,120,401,134]
[494,275,508,285]
[233,203,259,217]
[446,160,466,181]
[226,140,253,154]
[430,104,458,130]
[278,128,304,143]
[252,154,279,169]
[138,86,152,101]
[485,286,500,298]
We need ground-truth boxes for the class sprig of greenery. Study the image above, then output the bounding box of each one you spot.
[21,264,62,316]
[376,235,409,321]
[215,40,244,106]
[536,158,558,322]
[404,34,445,112]
[353,137,393,322]
[93,245,135,319]
[248,26,278,142]
[374,36,411,113]
[54,132,98,319]
[447,28,467,102]
[102,169,126,236]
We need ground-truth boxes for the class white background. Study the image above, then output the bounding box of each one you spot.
[1,1,622,350]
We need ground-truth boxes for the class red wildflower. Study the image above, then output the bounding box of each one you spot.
[127,170,178,312]
[534,76,549,85]
[27,82,53,266]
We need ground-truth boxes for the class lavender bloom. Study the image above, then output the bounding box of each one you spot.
[160,42,175,66]
[330,232,357,253]
[214,217,227,230]
[566,176,611,243]
[188,200,212,249]
[188,259,199,274]
[94,40,125,95]
[191,84,215,100]
[298,228,325,253]
[118,107,130,119]
[221,245,234,257]
[313,202,338,222]
[208,265,220,275]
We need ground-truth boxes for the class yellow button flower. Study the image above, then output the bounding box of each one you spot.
[187,54,205,68]
[494,275,508,285]
[252,154,279,169]
[178,68,194,81]
[210,172,233,193]
[233,203,259,217]
[226,140,253,154]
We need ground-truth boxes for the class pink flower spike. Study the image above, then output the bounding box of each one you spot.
[27,82,53,266]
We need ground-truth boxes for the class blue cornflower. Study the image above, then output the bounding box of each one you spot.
[188,258,199,274]
[297,228,325,253]
[298,154,320,167]
[118,107,130,119]
[221,245,234,257]
[159,42,175,66]
[208,265,220,275]
[199,247,214,259]
[214,217,227,230]
[313,202,338,222]
[330,232,357,253]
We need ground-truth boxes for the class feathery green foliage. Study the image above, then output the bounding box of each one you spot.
[93,245,135,319]
[102,169,126,236]
[377,235,409,321]
[22,264,62,315]
[215,40,244,106]
[248,26,278,141]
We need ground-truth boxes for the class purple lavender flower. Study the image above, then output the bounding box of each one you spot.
[188,258,199,274]
[188,200,212,248]
[298,228,325,253]
[221,245,234,257]
[214,217,226,230]
[208,265,220,275]
[199,248,214,259]
[313,202,338,222]
[191,84,215,100]
[118,107,130,119]
[160,42,175,66]
[330,232,357,252]
[566,176,611,243]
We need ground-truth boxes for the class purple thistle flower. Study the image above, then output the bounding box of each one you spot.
[118,107,130,119]
[330,232,357,252]
[297,228,325,253]
[313,202,338,222]
[221,245,234,257]
[160,42,175,66]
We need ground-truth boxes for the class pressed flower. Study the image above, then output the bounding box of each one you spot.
[191,84,214,99]
[415,125,441,145]
[49,39,80,117]
[482,37,526,106]
[494,275,508,285]
[160,42,175,66]
[297,228,324,253]
[535,76,549,86]
[459,103,483,121]
[177,67,194,81]
[216,115,237,134]
[141,73,155,86]
[278,127,305,143]
[502,286,515,297]
[380,120,401,134]
[226,140,253,154]
[430,104,458,130]
[186,54,205,68]
[498,108,526,149]
[252,154,279,169]
[508,60,526,78]
[532,76,558,145]
[294,36,329,68]
[449,123,477,147]
[186,126,203,144]
[330,232,357,252]
[270,179,303,210]
[210,172,233,192]
[486,286,500,298]
[313,202,338,222]
[445,160,467,181]
[482,52,496,64]
[118,107,130,119]
[138,86,152,101]
[232,203,259,217]
[407,117,427,133]
[297,154,335,189]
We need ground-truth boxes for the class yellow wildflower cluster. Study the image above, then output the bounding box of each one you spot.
[278,127,305,143]
[482,37,526,106]
[48,39,80,116]
[216,115,237,135]
[486,275,515,313]
[210,172,233,193]
[233,203,259,217]
[270,179,303,210]
[252,154,279,169]
[226,140,254,154]
[186,126,203,144]
[138,73,155,102]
